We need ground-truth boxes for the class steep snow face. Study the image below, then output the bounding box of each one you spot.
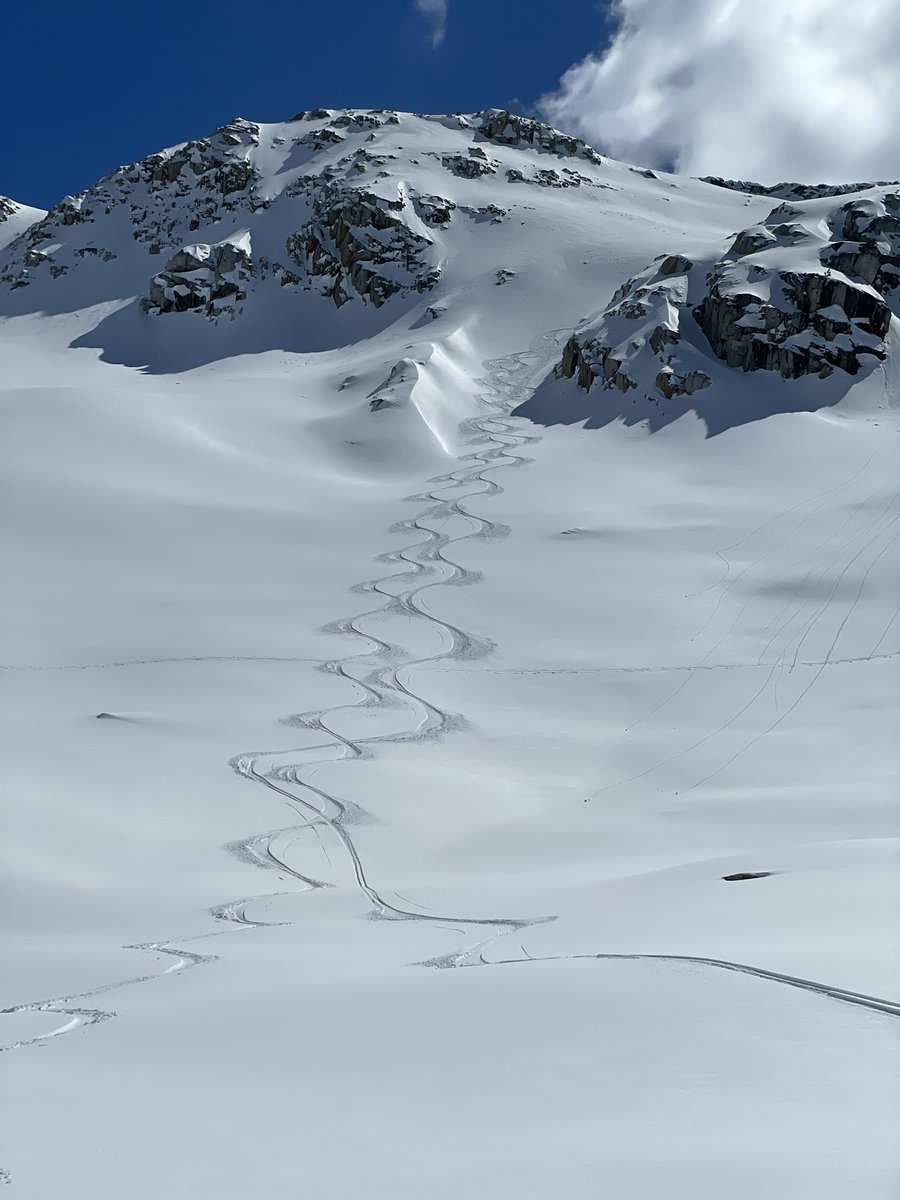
[2,111,899,1200]
[0,197,45,253]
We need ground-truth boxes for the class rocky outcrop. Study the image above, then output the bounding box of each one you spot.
[441,148,497,178]
[691,191,896,380]
[289,109,399,129]
[557,256,710,399]
[821,193,900,297]
[559,186,897,398]
[475,109,603,164]
[694,266,890,378]
[143,235,252,316]
[285,182,439,307]
[1,118,262,291]
[506,166,593,188]
[702,176,897,201]
[411,194,455,226]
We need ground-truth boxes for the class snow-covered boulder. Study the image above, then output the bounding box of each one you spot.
[557,255,711,399]
[144,234,252,317]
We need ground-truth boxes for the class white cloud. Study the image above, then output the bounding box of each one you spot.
[414,0,448,49]
[540,0,900,184]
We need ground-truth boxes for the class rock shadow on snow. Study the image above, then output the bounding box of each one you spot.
[513,360,860,438]
[69,289,417,373]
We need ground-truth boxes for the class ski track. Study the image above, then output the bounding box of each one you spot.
[4,329,898,1058]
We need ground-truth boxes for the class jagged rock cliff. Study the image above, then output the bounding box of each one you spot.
[559,186,897,400]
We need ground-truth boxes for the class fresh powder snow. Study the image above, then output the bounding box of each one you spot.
[1,108,898,1199]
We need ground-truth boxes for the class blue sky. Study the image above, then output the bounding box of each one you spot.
[4,1,613,208]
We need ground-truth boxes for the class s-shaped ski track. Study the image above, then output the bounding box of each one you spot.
[5,328,897,1058]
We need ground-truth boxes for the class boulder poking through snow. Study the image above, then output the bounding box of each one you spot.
[143,234,252,317]
[557,255,711,400]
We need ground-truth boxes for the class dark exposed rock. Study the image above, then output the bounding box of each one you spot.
[143,236,252,316]
[821,193,900,297]
[286,181,439,307]
[557,257,706,400]
[722,872,773,881]
[441,150,498,178]
[702,176,897,201]
[658,254,693,276]
[694,267,890,379]
[476,109,603,164]
[412,194,455,225]
[730,227,777,256]
[459,203,506,225]
[655,366,710,398]
[2,118,262,290]
[559,334,639,394]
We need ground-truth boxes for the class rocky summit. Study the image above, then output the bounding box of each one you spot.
[2,107,896,410]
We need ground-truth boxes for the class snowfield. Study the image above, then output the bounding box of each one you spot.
[1,110,898,1198]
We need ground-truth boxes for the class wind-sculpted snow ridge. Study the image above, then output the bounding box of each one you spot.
[5,329,897,1062]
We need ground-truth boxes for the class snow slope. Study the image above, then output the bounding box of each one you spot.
[1,110,898,1199]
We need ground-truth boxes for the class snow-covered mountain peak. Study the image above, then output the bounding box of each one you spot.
[0,106,609,316]
[1,107,897,442]
[3,103,899,1199]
